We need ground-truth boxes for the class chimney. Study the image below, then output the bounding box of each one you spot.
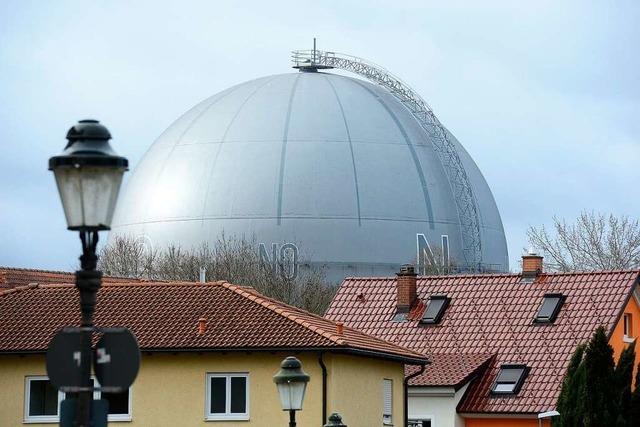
[199,267,206,283]
[522,251,543,280]
[336,322,344,335]
[198,317,207,335]
[396,264,417,312]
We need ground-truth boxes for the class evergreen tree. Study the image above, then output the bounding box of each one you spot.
[556,328,637,426]
[583,326,616,427]
[614,342,635,426]
[555,343,586,427]
[631,361,640,425]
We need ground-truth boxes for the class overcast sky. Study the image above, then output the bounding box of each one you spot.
[1,0,638,272]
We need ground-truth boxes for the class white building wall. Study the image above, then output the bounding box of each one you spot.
[408,384,468,427]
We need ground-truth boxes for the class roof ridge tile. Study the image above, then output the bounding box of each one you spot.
[39,283,75,289]
[0,283,39,296]
[0,266,150,281]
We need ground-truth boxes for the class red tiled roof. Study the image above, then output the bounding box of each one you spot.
[0,280,426,364]
[0,267,142,290]
[406,353,494,389]
[325,270,640,414]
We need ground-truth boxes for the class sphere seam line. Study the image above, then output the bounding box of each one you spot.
[276,73,302,225]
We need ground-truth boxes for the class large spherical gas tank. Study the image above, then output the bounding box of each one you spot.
[110,72,508,281]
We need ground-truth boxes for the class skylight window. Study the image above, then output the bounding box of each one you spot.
[420,295,449,325]
[491,364,529,395]
[534,293,565,324]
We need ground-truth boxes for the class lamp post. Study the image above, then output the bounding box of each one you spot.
[273,356,310,427]
[49,119,128,427]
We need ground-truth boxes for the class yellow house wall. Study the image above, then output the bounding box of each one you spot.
[0,351,407,427]
[324,353,406,427]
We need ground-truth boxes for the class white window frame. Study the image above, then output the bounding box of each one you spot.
[383,378,393,425]
[23,375,132,424]
[624,313,632,337]
[24,376,64,424]
[205,373,250,421]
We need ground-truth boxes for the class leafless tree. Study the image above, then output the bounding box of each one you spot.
[98,234,337,315]
[527,212,640,272]
[98,235,158,278]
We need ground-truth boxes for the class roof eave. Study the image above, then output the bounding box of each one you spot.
[0,346,428,365]
[458,411,542,419]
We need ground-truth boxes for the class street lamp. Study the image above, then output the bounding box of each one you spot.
[49,119,128,427]
[273,356,310,427]
[324,413,347,427]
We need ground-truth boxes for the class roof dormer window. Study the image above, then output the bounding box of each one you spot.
[491,364,529,395]
[420,295,450,325]
[534,293,565,324]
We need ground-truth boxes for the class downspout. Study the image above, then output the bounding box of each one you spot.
[318,352,328,425]
[404,364,425,427]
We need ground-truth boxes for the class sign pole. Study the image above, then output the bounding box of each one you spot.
[75,231,102,427]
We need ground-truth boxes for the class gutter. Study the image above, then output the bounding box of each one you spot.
[404,364,426,427]
[318,352,328,425]
[0,346,427,364]
[538,410,560,427]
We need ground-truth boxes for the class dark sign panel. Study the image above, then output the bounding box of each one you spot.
[46,328,85,390]
[93,328,140,391]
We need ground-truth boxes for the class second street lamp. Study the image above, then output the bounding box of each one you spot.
[273,356,310,427]
[49,119,128,427]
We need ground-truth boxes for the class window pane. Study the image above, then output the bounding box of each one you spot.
[423,299,444,321]
[494,383,515,393]
[230,377,246,414]
[538,297,560,320]
[422,297,448,323]
[103,390,129,415]
[496,367,524,383]
[210,377,226,414]
[624,314,632,335]
[29,380,58,416]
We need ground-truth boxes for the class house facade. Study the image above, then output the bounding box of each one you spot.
[325,255,640,427]
[0,274,426,426]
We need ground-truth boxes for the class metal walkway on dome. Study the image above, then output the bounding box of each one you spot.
[292,43,483,268]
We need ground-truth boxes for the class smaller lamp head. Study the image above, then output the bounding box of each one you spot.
[273,356,310,411]
[324,413,347,427]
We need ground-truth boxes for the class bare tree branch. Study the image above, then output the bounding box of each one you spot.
[527,212,640,272]
[99,234,337,315]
